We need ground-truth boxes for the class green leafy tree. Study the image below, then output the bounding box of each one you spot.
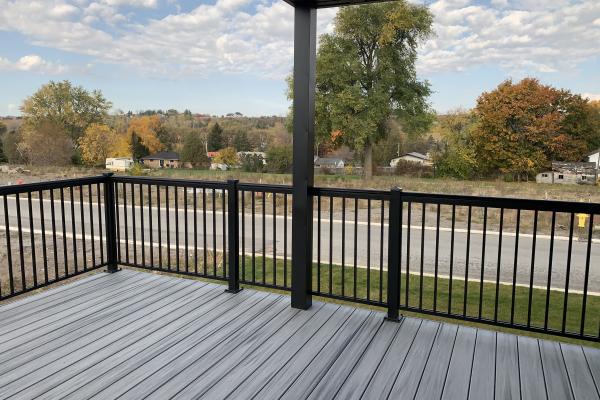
[240,153,264,172]
[0,122,6,136]
[266,145,293,173]
[310,1,434,178]
[434,111,480,179]
[181,132,210,168]
[21,80,111,140]
[233,131,251,151]
[2,130,24,163]
[207,122,225,151]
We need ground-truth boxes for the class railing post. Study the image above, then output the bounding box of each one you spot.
[226,179,242,293]
[386,187,402,322]
[103,173,119,273]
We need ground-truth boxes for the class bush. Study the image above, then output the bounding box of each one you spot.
[128,162,146,176]
[240,153,264,172]
[181,132,210,168]
[393,160,433,177]
[266,145,292,173]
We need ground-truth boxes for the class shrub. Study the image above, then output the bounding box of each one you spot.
[240,153,264,172]
[266,145,292,173]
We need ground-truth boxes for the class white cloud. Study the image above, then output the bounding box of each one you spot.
[0,0,598,80]
[0,55,69,74]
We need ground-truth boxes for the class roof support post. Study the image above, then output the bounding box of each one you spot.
[291,5,316,310]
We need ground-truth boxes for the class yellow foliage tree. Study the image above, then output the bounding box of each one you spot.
[78,123,118,166]
[111,134,132,157]
[126,115,164,154]
[214,147,238,166]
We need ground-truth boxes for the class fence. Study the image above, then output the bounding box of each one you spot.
[0,174,598,342]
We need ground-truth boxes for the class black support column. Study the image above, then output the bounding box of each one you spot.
[291,5,316,310]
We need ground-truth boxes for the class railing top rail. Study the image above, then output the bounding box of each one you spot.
[112,175,228,189]
[238,182,293,194]
[311,186,391,200]
[402,190,600,214]
[0,175,106,196]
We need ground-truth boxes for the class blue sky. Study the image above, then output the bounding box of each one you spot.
[0,0,599,116]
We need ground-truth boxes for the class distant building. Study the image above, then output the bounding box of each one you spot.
[314,157,344,169]
[207,151,219,159]
[587,149,600,169]
[536,162,597,185]
[140,151,180,169]
[390,152,432,167]
[105,157,134,172]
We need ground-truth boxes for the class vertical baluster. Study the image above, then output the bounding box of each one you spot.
[39,190,48,284]
[252,191,256,283]
[329,196,333,295]
[60,188,68,277]
[202,188,207,275]
[78,186,86,271]
[184,187,189,273]
[222,189,227,278]
[97,183,104,264]
[242,190,246,281]
[148,185,153,268]
[341,197,346,297]
[273,193,277,286]
[284,193,288,288]
[193,187,198,274]
[463,206,472,317]
[100,184,106,265]
[317,195,321,293]
[69,187,78,273]
[157,186,162,270]
[449,205,455,314]
[122,183,129,264]
[434,204,440,312]
[50,190,58,280]
[262,191,266,284]
[3,195,14,295]
[478,207,488,319]
[166,185,171,270]
[131,183,137,266]
[353,198,358,299]
[510,209,521,324]
[27,192,37,287]
[212,188,216,275]
[140,184,145,267]
[580,214,594,336]
[379,200,384,304]
[175,186,180,272]
[406,201,411,306]
[544,212,556,330]
[527,210,538,327]
[367,199,371,301]
[562,213,575,334]
[494,208,504,322]
[419,203,425,309]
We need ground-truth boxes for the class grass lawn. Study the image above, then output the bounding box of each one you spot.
[152,251,600,348]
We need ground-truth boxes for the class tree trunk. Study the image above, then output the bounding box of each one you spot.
[365,144,373,179]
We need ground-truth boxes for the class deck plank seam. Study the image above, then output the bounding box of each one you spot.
[465,329,479,400]
[402,322,443,400]
[436,323,460,400]
[0,276,192,359]
[536,338,550,400]
[581,347,600,397]
[558,343,577,399]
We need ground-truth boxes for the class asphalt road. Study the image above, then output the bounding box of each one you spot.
[2,196,599,293]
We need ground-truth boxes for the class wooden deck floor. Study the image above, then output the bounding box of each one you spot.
[0,269,598,400]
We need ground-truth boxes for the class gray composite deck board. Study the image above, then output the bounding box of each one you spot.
[0,270,598,400]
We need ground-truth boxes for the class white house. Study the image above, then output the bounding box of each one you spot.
[105,157,134,172]
[587,149,600,169]
[314,157,345,169]
[390,152,431,167]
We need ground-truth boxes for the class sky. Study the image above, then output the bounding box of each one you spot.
[0,0,599,116]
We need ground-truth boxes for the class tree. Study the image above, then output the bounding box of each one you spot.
[130,131,150,160]
[0,122,6,136]
[19,121,73,166]
[2,130,24,163]
[181,132,210,168]
[78,123,118,166]
[306,1,434,178]
[214,147,238,166]
[433,110,480,179]
[127,115,164,155]
[473,78,600,180]
[266,145,293,173]
[240,153,264,172]
[207,122,225,151]
[20,80,111,140]
[233,131,251,151]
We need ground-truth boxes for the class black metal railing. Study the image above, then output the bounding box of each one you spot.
[0,176,111,300]
[0,174,598,342]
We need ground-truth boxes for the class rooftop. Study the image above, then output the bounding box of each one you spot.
[1,269,598,399]
[141,151,180,160]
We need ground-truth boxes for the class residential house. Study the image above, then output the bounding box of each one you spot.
[390,152,432,167]
[140,151,180,169]
[105,157,134,172]
[314,157,344,169]
[587,149,600,170]
[536,162,597,185]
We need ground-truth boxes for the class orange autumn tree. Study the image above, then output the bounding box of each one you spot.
[473,78,600,180]
[126,115,164,155]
